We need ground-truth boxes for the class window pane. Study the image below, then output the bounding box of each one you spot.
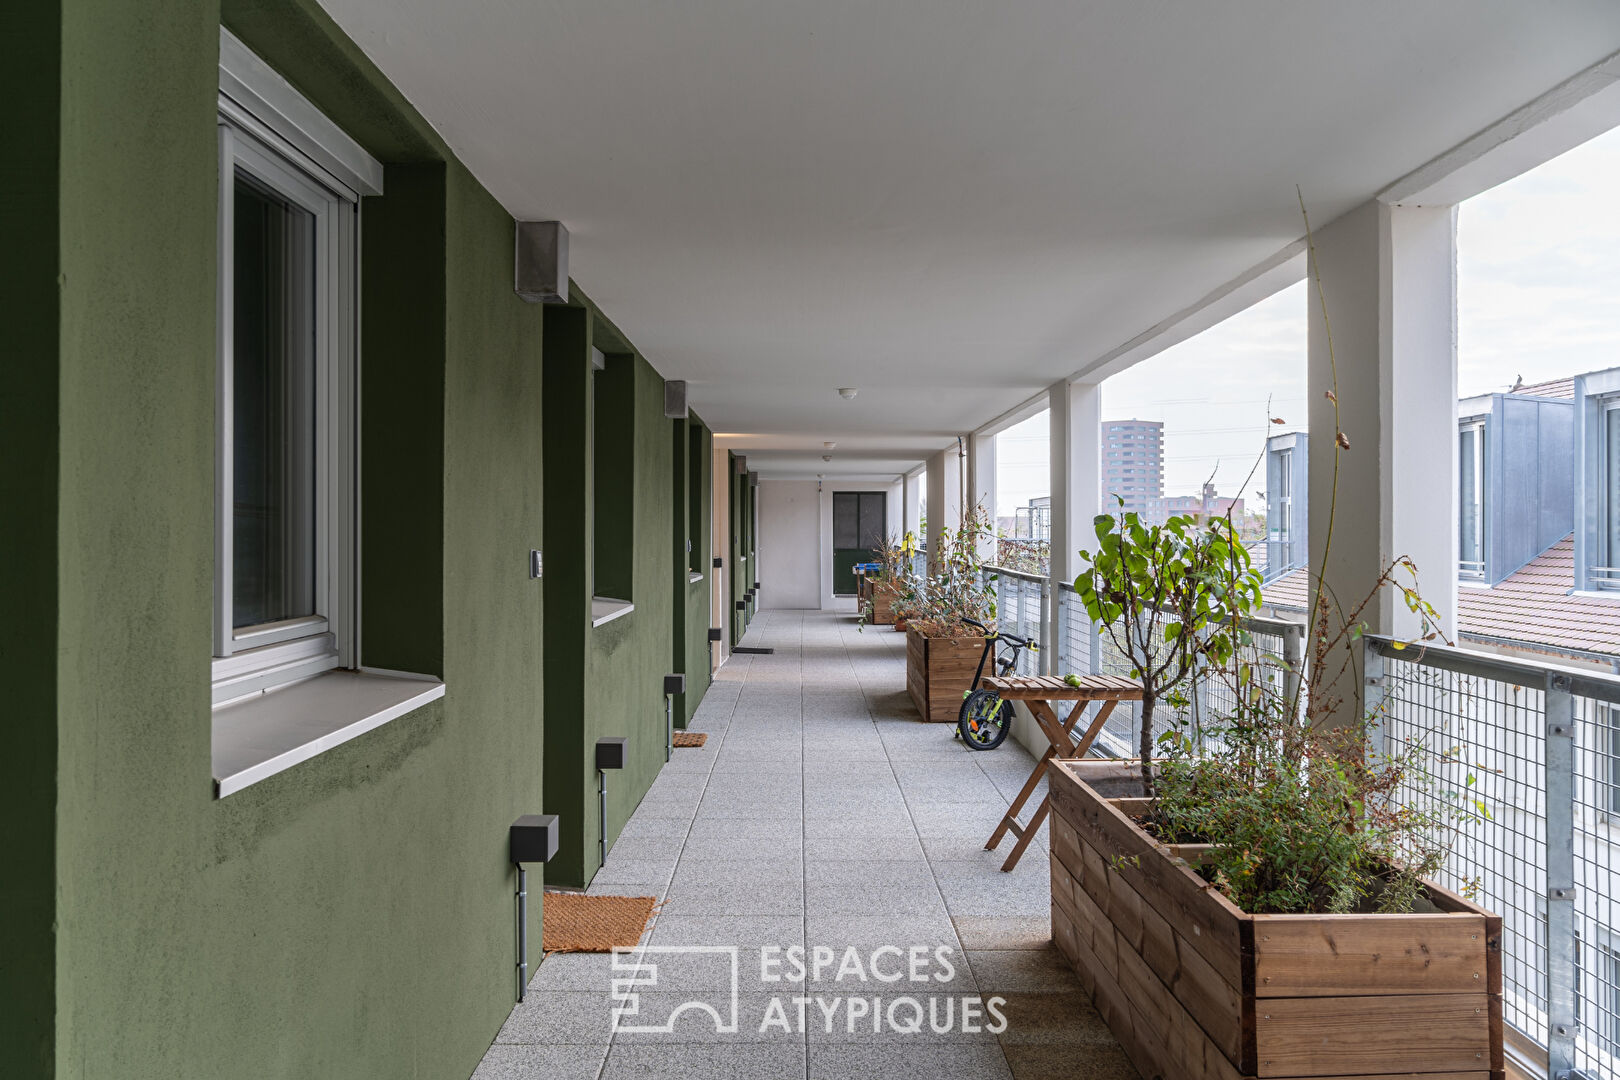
[857,492,886,550]
[232,174,316,629]
[1608,409,1620,568]
[832,493,858,549]
[1459,428,1479,566]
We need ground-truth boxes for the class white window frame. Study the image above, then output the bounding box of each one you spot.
[1458,418,1487,581]
[1597,397,1620,591]
[213,30,381,707]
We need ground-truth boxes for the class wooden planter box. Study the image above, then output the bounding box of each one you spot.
[1049,759,1504,1080]
[868,581,900,625]
[905,628,983,722]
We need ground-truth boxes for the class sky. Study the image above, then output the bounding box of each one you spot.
[996,123,1620,518]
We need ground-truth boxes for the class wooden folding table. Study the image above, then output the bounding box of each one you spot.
[982,674,1143,872]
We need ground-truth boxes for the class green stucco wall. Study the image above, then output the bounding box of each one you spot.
[542,301,704,885]
[17,1,707,1078]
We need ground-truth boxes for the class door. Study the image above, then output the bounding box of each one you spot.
[832,491,886,596]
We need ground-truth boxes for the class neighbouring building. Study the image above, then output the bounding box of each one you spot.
[1102,419,1164,518]
[1149,481,1244,525]
[1262,373,1620,667]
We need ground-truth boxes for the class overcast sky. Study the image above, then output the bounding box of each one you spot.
[996,123,1620,517]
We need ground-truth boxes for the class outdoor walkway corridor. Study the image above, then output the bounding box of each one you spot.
[474,610,1135,1079]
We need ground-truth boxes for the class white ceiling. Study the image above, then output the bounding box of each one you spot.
[319,0,1620,478]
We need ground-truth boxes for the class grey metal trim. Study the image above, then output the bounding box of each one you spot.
[219,28,383,198]
[984,563,1046,584]
[1367,633,1620,704]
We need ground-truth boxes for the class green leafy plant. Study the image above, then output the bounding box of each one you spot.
[1151,703,1476,914]
[1072,508,1263,793]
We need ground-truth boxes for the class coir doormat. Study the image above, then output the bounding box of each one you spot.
[672,730,708,748]
[541,892,657,954]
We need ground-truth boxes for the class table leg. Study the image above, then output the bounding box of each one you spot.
[986,700,1066,856]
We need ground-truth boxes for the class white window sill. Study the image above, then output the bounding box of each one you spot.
[592,597,635,627]
[689,571,704,585]
[212,669,444,797]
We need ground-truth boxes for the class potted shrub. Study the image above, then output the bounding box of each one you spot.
[1049,199,1500,1079]
[1054,549,1495,1079]
[902,506,996,722]
[1071,505,1262,791]
[864,533,916,627]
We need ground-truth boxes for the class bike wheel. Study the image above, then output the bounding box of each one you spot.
[957,689,1009,750]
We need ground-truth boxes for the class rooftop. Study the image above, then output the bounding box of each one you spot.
[1263,534,1620,660]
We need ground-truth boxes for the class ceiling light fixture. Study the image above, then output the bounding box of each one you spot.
[822,455,832,462]
[824,441,837,450]
[838,388,857,400]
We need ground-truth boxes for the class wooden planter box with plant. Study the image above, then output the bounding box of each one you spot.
[1053,200,1504,1079]
[1049,759,1502,1080]
[904,628,984,722]
[897,508,997,722]
[868,578,901,625]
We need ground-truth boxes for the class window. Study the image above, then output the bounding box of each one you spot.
[213,57,366,704]
[1601,399,1620,589]
[1459,420,1486,580]
[209,33,446,800]
[1274,449,1292,544]
[687,423,705,576]
[593,353,636,609]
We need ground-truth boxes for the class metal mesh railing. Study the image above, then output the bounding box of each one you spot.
[1049,583,1302,756]
[987,566,1045,677]
[1369,637,1620,1079]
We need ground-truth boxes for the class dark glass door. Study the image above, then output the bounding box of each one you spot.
[832,491,886,596]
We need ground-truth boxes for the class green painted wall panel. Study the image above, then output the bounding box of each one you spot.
[361,163,447,677]
[541,303,592,886]
[2,2,62,1075]
[680,418,714,725]
[584,350,678,872]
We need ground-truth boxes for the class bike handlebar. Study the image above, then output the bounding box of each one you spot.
[960,618,1038,650]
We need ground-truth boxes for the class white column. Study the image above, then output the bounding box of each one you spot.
[925,444,963,572]
[968,430,998,564]
[1307,200,1457,650]
[1049,380,1103,585]
[902,471,922,542]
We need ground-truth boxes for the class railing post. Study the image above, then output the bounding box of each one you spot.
[1361,639,1385,765]
[1192,624,1210,740]
[1089,618,1101,677]
[1038,580,1052,676]
[1283,622,1305,725]
[1545,671,1577,1080]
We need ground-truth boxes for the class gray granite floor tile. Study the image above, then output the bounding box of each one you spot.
[808,1043,1015,1080]
[600,1043,807,1080]
[964,948,1081,993]
[495,991,618,1044]
[473,612,1132,1080]
[469,1043,610,1080]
